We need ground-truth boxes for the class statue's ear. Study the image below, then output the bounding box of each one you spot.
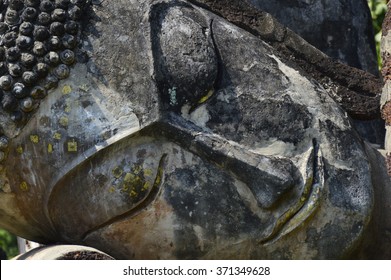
[150,2,218,112]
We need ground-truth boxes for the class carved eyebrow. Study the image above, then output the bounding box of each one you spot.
[188,0,382,120]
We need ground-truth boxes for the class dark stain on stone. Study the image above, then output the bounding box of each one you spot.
[136,148,147,159]
[207,95,312,145]
[306,222,363,258]
[81,100,93,108]
[39,115,51,127]
[320,119,364,161]
[164,166,265,258]
[95,174,108,187]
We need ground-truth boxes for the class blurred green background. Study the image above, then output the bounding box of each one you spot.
[0,228,18,259]
[0,0,388,260]
[368,0,388,67]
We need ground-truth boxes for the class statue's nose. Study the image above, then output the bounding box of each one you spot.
[144,112,303,210]
[142,113,324,242]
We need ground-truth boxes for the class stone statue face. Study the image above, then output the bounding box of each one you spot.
[0,0,374,259]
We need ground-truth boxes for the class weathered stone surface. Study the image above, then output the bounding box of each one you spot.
[380,5,391,256]
[382,3,391,162]
[190,0,385,144]
[354,147,391,259]
[188,0,384,145]
[0,0,388,259]
[381,2,391,139]
[245,0,378,76]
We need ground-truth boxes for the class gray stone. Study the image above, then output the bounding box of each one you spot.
[244,0,385,146]
[0,0,388,259]
[246,0,379,76]
[188,0,384,146]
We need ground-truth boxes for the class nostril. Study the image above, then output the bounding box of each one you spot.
[252,180,296,210]
[226,156,300,209]
[157,114,304,210]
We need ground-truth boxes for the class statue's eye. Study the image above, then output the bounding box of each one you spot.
[151,4,218,112]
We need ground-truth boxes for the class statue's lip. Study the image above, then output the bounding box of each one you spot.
[260,143,325,244]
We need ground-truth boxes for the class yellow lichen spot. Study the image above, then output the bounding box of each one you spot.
[122,183,130,192]
[130,190,138,197]
[133,165,142,175]
[108,186,115,193]
[30,135,39,144]
[16,146,23,154]
[112,166,123,179]
[47,143,53,153]
[19,181,29,192]
[124,172,135,183]
[143,169,153,177]
[67,139,78,152]
[142,181,151,191]
[64,100,72,113]
[59,116,69,127]
[53,132,62,140]
[62,85,72,95]
[198,89,214,104]
[154,166,163,186]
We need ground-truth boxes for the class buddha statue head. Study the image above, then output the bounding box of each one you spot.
[0,0,384,259]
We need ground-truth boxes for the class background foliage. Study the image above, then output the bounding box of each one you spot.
[0,228,18,259]
[368,0,388,67]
